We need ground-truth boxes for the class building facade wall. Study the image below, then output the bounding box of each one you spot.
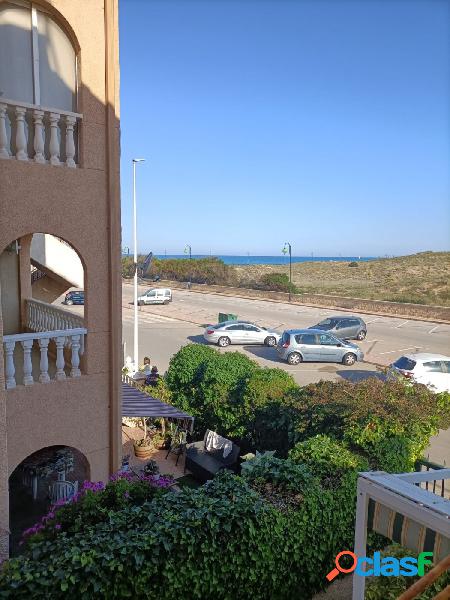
[0,0,122,557]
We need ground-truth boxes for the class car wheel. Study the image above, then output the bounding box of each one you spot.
[163,300,169,305]
[356,330,366,340]
[342,353,357,366]
[66,300,73,305]
[265,336,277,347]
[287,352,302,365]
[218,336,231,348]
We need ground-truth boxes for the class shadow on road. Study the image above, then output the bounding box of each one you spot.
[336,369,385,383]
[243,346,283,364]
[187,335,209,345]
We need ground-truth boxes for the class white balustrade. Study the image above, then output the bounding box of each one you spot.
[25,298,85,354]
[0,98,82,167]
[2,328,87,389]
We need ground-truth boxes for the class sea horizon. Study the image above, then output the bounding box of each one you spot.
[123,254,379,265]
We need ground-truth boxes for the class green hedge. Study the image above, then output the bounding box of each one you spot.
[2,461,369,600]
[165,345,449,471]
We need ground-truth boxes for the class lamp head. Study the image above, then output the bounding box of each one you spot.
[132,158,145,163]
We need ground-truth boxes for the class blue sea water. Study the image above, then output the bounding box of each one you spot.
[131,254,376,265]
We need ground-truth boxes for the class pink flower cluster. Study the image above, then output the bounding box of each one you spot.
[109,470,174,488]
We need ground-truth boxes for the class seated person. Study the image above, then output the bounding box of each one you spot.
[145,366,160,387]
[140,356,152,373]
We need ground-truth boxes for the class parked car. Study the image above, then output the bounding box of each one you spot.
[310,315,367,340]
[277,329,364,366]
[136,288,172,305]
[388,353,450,393]
[203,321,281,347]
[64,290,85,305]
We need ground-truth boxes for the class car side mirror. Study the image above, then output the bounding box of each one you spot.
[337,343,343,347]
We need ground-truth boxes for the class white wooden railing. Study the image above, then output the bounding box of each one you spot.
[0,98,82,167]
[3,328,87,389]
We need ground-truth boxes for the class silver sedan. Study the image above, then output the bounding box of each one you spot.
[203,321,281,347]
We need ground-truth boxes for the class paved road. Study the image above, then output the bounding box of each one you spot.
[122,282,450,367]
[59,283,449,466]
[121,283,450,467]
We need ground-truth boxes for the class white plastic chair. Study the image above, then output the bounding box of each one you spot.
[48,480,78,504]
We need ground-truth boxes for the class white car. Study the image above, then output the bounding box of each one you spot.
[389,353,450,393]
[136,288,172,305]
[203,321,281,347]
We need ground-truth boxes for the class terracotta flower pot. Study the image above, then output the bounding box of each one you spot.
[133,442,153,459]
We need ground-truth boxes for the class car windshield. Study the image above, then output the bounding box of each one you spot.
[393,357,417,371]
[318,319,338,327]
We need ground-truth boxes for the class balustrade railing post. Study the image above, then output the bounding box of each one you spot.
[55,336,66,380]
[0,103,10,159]
[4,341,16,389]
[70,335,81,377]
[21,339,34,385]
[33,109,46,164]
[38,337,50,383]
[49,112,61,166]
[65,115,76,168]
[15,106,28,161]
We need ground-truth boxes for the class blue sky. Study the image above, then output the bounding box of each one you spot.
[119,0,449,257]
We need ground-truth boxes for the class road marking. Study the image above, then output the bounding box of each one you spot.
[366,318,382,324]
[378,346,420,356]
[395,320,409,329]
[122,313,178,323]
[428,325,439,334]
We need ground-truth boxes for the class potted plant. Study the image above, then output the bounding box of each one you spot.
[133,417,153,459]
[143,460,160,476]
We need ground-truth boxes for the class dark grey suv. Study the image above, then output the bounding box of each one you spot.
[309,316,367,340]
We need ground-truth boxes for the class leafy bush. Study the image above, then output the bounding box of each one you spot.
[2,470,366,600]
[241,368,297,451]
[289,434,368,487]
[365,545,450,600]
[167,344,258,438]
[288,379,450,472]
[0,474,292,599]
[20,472,173,550]
[259,272,299,294]
[348,261,358,267]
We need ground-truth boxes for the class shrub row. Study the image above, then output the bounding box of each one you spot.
[166,344,450,471]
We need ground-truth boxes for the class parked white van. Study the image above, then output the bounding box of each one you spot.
[137,288,172,305]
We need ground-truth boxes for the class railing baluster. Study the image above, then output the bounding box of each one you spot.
[49,112,61,166]
[70,335,81,377]
[33,109,46,164]
[15,106,28,161]
[4,341,16,389]
[21,339,34,385]
[0,103,10,159]
[65,115,76,168]
[38,337,50,383]
[55,336,66,381]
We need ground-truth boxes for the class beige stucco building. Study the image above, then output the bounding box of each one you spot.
[0,0,122,558]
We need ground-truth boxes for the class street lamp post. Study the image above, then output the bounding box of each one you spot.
[184,244,192,288]
[282,242,292,301]
[132,158,145,372]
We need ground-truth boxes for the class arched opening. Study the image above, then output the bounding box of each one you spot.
[0,1,82,165]
[9,445,89,556]
[0,0,78,111]
[0,232,87,388]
